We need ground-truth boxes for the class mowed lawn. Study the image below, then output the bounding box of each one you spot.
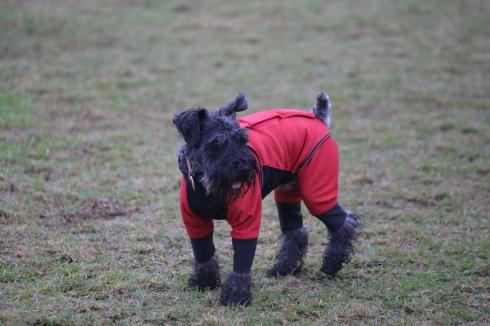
[1,0,489,325]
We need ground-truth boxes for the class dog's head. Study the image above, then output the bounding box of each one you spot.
[173,92,258,203]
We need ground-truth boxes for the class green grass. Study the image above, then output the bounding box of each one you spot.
[1,0,489,325]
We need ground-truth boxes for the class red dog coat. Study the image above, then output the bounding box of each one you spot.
[180,110,339,241]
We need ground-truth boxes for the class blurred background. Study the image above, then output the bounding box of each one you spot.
[1,1,489,325]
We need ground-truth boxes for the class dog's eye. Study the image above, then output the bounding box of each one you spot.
[235,130,249,144]
[210,134,228,150]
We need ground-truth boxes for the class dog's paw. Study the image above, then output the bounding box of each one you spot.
[320,262,343,276]
[188,256,221,291]
[188,274,220,291]
[266,264,300,277]
[220,271,252,306]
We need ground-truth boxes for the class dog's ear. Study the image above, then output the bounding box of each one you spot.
[218,92,248,118]
[173,108,207,148]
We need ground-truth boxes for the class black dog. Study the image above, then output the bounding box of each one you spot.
[173,92,362,306]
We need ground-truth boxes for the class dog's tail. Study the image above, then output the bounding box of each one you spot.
[312,92,331,128]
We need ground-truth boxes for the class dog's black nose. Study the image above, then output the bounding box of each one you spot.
[238,167,248,176]
[232,160,249,176]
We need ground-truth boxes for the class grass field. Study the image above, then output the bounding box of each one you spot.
[1,0,489,325]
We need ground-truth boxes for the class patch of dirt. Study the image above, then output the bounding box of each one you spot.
[64,198,134,222]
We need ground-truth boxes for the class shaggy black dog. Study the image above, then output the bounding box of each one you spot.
[173,92,362,306]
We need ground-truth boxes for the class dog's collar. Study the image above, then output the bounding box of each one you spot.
[185,156,198,191]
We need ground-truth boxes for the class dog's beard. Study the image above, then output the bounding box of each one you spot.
[201,160,259,204]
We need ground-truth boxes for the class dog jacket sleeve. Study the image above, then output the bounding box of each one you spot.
[180,174,260,272]
[180,175,216,239]
[179,171,262,273]
[180,173,263,240]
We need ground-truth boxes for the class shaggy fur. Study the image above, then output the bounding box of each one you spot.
[175,91,363,306]
[267,227,309,277]
[312,92,331,128]
[188,256,221,291]
[320,212,363,276]
[173,92,259,204]
[220,271,253,306]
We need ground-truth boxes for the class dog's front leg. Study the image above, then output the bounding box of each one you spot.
[188,232,221,290]
[220,238,257,306]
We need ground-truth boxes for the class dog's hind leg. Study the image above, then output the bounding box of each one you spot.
[267,227,309,277]
[316,209,363,275]
[267,202,309,277]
